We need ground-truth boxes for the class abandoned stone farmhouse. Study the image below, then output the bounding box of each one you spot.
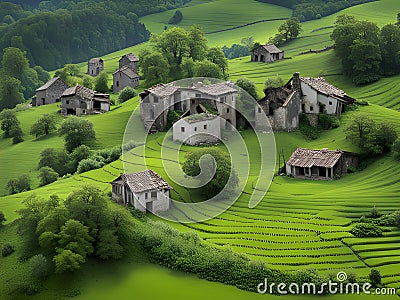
[113,53,140,92]
[251,44,284,63]
[140,81,237,133]
[286,148,359,180]
[173,113,221,145]
[255,72,355,131]
[110,170,172,213]
[60,84,110,116]
[32,77,69,106]
[88,57,104,76]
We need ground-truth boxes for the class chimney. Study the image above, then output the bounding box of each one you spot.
[292,72,301,94]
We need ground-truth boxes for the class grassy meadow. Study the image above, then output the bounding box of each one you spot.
[1,0,400,299]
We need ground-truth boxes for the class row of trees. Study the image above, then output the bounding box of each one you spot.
[332,15,400,85]
[139,26,228,85]
[267,18,302,47]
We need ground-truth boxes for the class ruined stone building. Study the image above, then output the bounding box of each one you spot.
[60,84,110,116]
[251,44,284,63]
[113,53,139,92]
[88,57,104,76]
[139,82,237,133]
[255,72,355,131]
[110,170,171,212]
[33,77,68,106]
[286,148,359,180]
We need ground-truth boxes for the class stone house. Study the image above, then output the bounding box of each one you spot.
[119,53,139,73]
[173,113,221,145]
[286,148,359,180]
[112,66,139,93]
[255,72,355,131]
[60,84,110,116]
[110,170,172,213]
[88,57,104,76]
[251,44,284,63]
[33,77,68,106]
[139,82,237,133]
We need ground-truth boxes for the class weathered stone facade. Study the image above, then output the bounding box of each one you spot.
[60,84,110,116]
[251,44,284,63]
[33,77,68,106]
[113,66,139,92]
[139,82,237,133]
[88,57,104,76]
[119,53,138,73]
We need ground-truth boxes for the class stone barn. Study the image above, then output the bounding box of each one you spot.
[60,84,110,116]
[139,81,237,133]
[33,77,68,106]
[113,66,139,93]
[251,44,284,63]
[88,57,104,76]
[110,170,172,213]
[119,53,139,73]
[286,148,359,180]
[173,113,221,145]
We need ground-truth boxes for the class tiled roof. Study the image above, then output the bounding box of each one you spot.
[36,77,64,92]
[62,84,109,102]
[89,57,102,64]
[147,83,179,97]
[113,66,139,79]
[301,77,347,98]
[261,44,283,54]
[195,82,237,96]
[121,53,139,62]
[183,113,217,124]
[121,170,172,193]
[287,148,343,168]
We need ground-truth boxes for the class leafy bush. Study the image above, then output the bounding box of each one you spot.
[168,10,183,24]
[299,113,319,140]
[0,211,6,226]
[350,223,382,237]
[30,254,51,279]
[77,158,105,174]
[2,243,15,257]
[318,114,340,129]
[118,87,137,103]
[369,269,381,287]
[96,147,122,163]
[6,174,31,194]
[38,167,58,186]
[166,110,181,130]
[222,44,250,59]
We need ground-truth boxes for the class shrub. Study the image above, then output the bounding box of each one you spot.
[350,223,382,237]
[166,110,181,130]
[77,158,105,174]
[11,126,24,144]
[318,114,340,129]
[0,211,6,226]
[38,167,58,186]
[393,139,400,157]
[6,174,31,194]
[2,243,15,257]
[39,148,70,176]
[118,87,137,103]
[168,10,183,24]
[96,147,121,163]
[370,206,381,218]
[30,254,52,279]
[299,113,319,140]
[369,269,381,287]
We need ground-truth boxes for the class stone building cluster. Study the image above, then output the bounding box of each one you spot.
[113,53,140,92]
[33,77,69,106]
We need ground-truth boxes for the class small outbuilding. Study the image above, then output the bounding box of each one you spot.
[110,170,172,213]
[286,148,359,180]
[88,57,104,76]
[119,53,139,73]
[173,113,221,146]
[60,84,110,116]
[251,44,284,63]
[113,66,139,92]
[33,77,69,106]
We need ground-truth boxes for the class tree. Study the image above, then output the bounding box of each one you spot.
[30,114,57,138]
[38,167,59,186]
[1,47,29,81]
[379,24,400,75]
[182,148,239,198]
[139,50,170,86]
[38,148,70,176]
[278,18,302,42]
[82,74,94,89]
[53,249,85,273]
[58,117,96,152]
[6,174,30,194]
[236,78,258,100]
[0,211,6,226]
[30,254,51,279]
[58,219,94,258]
[33,66,50,83]
[188,25,208,61]
[182,58,196,78]
[96,229,124,260]
[168,9,183,24]
[0,110,19,137]
[118,87,137,103]
[264,77,284,89]
[54,64,82,83]
[0,76,25,110]
[369,269,381,287]
[194,60,222,79]
[10,125,23,144]
[69,145,92,172]
[94,71,109,93]
[206,47,228,79]
[241,37,254,50]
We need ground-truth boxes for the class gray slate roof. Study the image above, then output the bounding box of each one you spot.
[36,77,65,92]
[89,57,103,64]
[261,44,283,54]
[62,85,109,102]
[113,66,139,79]
[183,113,218,124]
[287,148,343,168]
[301,77,347,98]
[146,82,237,98]
[121,53,139,62]
[120,170,172,193]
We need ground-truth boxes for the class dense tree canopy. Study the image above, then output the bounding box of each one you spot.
[58,117,96,152]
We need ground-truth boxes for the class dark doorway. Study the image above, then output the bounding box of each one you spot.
[146,201,153,212]
[318,167,326,177]
[260,55,265,62]
[93,101,101,110]
[67,108,76,115]
[299,167,305,176]
[254,55,258,61]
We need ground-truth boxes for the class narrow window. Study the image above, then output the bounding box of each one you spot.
[310,106,314,111]
[194,127,197,131]
[151,191,157,198]
[154,96,158,103]
[181,127,185,132]
[329,101,332,105]
[204,124,207,130]
[145,193,148,199]
[195,93,201,98]
[116,81,119,87]
[258,107,262,113]
[227,108,230,113]
[66,100,69,104]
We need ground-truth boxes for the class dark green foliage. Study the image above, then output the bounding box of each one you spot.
[118,87,137,103]
[38,148,70,176]
[380,24,400,76]
[279,17,302,42]
[38,166,58,186]
[318,114,339,130]
[94,71,109,93]
[0,211,6,226]
[68,145,91,172]
[58,117,96,152]
[370,206,381,218]
[10,125,23,144]
[168,9,183,24]
[139,50,170,86]
[2,243,14,257]
[359,211,400,227]
[0,109,19,137]
[188,25,208,61]
[393,139,400,157]
[0,76,25,110]
[54,249,85,273]
[30,254,51,279]
[96,229,124,260]
[236,78,258,100]
[30,114,57,138]
[182,148,239,198]
[6,174,30,194]
[77,158,105,174]
[33,66,50,83]
[206,47,228,79]
[166,110,181,130]
[222,44,250,59]
[194,60,223,79]
[299,113,319,140]
[351,223,383,237]
[264,77,284,89]
[369,269,381,287]
[76,147,121,173]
